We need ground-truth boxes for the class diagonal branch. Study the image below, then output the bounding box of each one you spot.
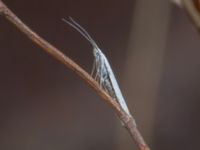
[182,0,200,30]
[172,0,200,31]
[0,1,150,150]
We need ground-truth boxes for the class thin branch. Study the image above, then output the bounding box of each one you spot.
[182,0,200,30]
[0,1,150,150]
[173,0,200,31]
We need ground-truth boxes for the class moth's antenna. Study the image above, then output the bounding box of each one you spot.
[62,18,91,42]
[62,17,98,48]
[68,17,97,45]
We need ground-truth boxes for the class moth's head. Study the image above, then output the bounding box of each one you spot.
[94,47,102,54]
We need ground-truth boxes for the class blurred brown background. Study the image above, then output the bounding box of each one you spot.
[0,0,200,150]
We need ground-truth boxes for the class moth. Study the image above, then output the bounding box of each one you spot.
[62,17,130,115]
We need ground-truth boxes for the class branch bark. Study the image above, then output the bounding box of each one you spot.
[0,1,150,150]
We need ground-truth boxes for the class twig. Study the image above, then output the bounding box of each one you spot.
[173,0,200,31]
[0,1,150,150]
[182,0,200,30]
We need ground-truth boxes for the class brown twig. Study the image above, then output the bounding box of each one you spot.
[173,0,200,31]
[0,1,150,150]
[182,0,200,30]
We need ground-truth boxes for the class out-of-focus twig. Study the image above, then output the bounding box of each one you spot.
[173,0,200,31]
[0,1,150,150]
[182,0,200,30]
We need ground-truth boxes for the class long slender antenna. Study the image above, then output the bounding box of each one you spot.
[68,17,97,45]
[62,17,98,48]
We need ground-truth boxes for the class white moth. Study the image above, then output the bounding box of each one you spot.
[62,17,130,115]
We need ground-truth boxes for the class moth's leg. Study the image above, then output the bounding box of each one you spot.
[91,59,96,77]
[99,59,106,87]
[94,57,100,80]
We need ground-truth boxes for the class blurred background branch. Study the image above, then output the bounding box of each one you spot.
[172,0,200,30]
